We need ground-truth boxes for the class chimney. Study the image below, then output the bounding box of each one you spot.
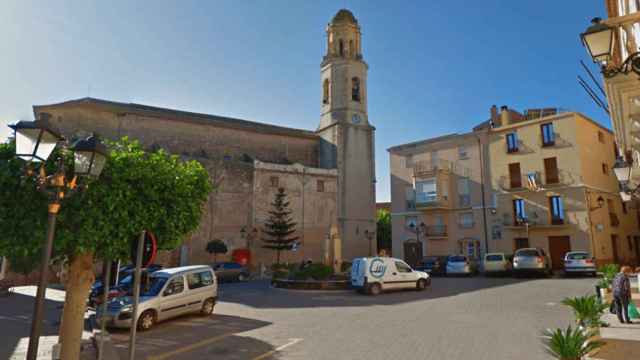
[490,105,498,127]
[500,105,510,126]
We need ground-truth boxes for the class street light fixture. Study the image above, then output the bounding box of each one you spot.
[581,17,640,78]
[8,118,107,360]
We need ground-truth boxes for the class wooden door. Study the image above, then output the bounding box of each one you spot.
[509,163,522,188]
[611,235,620,264]
[544,157,559,184]
[514,238,529,251]
[548,236,571,270]
[403,241,423,268]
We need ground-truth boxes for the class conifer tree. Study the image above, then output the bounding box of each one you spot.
[262,187,299,264]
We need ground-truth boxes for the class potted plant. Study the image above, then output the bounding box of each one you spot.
[561,295,608,334]
[597,264,619,302]
[542,326,604,360]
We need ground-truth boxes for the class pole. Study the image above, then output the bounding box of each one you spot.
[26,205,58,360]
[128,231,145,360]
[98,260,111,360]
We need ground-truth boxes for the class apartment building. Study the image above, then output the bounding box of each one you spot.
[489,106,640,268]
[388,131,492,267]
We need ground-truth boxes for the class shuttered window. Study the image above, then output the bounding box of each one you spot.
[544,157,559,184]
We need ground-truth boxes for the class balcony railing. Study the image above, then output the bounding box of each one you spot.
[415,194,450,209]
[425,225,447,237]
[501,213,567,227]
[499,170,582,190]
[413,159,471,178]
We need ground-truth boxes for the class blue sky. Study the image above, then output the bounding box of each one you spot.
[0,1,608,201]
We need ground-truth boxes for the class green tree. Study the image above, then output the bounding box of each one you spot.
[376,209,391,255]
[262,187,298,264]
[206,239,228,263]
[0,137,211,359]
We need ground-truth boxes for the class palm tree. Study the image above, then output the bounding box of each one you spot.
[561,295,608,329]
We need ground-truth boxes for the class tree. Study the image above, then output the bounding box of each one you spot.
[0,137,212,359]
[261,187,298,264]
[376,209,391,256]
[206,239,228,263]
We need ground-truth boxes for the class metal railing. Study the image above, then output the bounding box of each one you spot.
[425,225,447,237]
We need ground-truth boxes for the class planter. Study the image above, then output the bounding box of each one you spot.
[272,278,351,290]
[599,288,613,304]
[583,326,603,358]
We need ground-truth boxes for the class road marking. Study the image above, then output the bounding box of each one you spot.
[146,333,233,360]
[251,338,303,360]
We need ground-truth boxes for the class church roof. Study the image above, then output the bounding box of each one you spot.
[33,97,319,140]
[331,9,358,25]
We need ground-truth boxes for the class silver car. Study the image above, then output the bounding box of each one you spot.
[512,248,551,277]
[97,265,218,330]
[445,255,478,276]
[563,251,597,277]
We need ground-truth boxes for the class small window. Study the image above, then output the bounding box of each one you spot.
[513,199,526,223]
[405,154,414,168]
[163,276,184,297]
[322,79,329,104]
[541,123,555,146]
[269,176,279,187]
[405,216,417,229]
[602,163,609,175]
[395,261,412,273]
[405,187,416,210]
[339,39,344,56]
[491,225,501,240]
[317,180,325,192]
[598,131,605,143]
[187,271,214,290]
[459,212,474,228]
[549,196,564,225]
[506,133,519,153]
[458,145,468,159]
[351,77,361,102]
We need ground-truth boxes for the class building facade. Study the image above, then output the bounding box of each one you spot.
[388,131,492,267]
[27,9,376,268]
[489,106,640,268]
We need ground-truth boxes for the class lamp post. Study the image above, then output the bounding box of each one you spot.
[581,17,640,78]
[9,118,107,360]
[364,229,374,256]
[409,221,427,260]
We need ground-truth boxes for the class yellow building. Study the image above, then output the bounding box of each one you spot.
[489,106,640,268]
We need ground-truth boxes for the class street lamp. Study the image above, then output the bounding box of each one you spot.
[581,17,640,78]
[409,221,427,256]
[9,118,107,360]
[364,229,375,256]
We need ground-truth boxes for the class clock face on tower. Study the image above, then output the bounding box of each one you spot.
[351,114,361,124]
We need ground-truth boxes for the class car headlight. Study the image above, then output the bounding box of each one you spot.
[120,305,132,313]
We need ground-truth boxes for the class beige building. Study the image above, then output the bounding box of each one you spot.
[388,130,493,267]
[489,106,640,268]
[27,9,376,268]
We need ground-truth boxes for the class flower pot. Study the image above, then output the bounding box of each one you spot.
[600,288,613,303]
[584,326,603,357]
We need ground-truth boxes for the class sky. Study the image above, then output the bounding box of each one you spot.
[0,1,609,202]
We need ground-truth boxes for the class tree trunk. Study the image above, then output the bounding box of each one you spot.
[59,252,94,360]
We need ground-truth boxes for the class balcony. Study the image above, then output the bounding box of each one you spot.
[425,225,447,237]
[415,194,450,210]
[501,213,568,229]
[499,170,582,191]
[413,159,471,178]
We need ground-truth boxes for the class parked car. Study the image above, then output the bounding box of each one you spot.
[414,256,447,276]
[563,251,597,277]
[512,248,551,277]
[212,262,250,282]
[482,253,511,276]
[351,257,430,295]
[97,265,217,330]
[445,255,478,276]
[89,264,163,307]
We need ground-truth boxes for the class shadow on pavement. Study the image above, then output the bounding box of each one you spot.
[0,289,64,360]
[593,338,640,360]
[108,313,274,359]
[217,276,548,309]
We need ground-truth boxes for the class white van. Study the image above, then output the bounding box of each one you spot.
[351,257,430,295]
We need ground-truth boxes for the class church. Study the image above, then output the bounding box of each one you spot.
[31,9,376,268]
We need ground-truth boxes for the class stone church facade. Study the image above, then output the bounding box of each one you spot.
[31,9,376,268]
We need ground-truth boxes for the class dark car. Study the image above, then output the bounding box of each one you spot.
[212,262,250,282]
[89,264,163,307]
[414,256,447,276]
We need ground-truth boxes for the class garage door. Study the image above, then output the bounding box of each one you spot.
[548,236,571,270]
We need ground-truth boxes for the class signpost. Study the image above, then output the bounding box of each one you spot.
[128,230,146,360]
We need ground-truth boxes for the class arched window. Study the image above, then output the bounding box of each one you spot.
[351,77,361,102]
[323,79,329,104]
[349,40,354,57]
[339,39,344,56]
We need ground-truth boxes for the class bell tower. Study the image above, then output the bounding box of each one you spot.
[317,9,376,260]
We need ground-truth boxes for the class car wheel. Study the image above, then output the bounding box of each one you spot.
[416,279,427,291]
[237,273,248,282]
[201,298,215,316]
[137,310,156,331]
[368,283,382,296]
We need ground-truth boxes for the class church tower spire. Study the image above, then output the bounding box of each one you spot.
[317,9,376,261]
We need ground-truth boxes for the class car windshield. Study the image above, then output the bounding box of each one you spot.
[515,249,539,257]
[449,256,466,262]
[486,254,503,261]
[567,252,590,260]
[125,276,168,297]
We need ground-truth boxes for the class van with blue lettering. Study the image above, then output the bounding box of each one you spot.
[351,257,430,295]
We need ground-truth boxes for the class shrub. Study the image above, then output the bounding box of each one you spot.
[597,264,619,289]
[561,295,608,328]
[542,326,603,360]
[289,264,334,281]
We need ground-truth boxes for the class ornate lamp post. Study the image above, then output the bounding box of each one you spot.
[408,221,427,260]
[9,118,107,360]
[581,17,640,78]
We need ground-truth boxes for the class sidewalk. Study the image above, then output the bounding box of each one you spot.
[588,279,640,360]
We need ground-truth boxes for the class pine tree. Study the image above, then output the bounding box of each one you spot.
[262,187,299,264]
